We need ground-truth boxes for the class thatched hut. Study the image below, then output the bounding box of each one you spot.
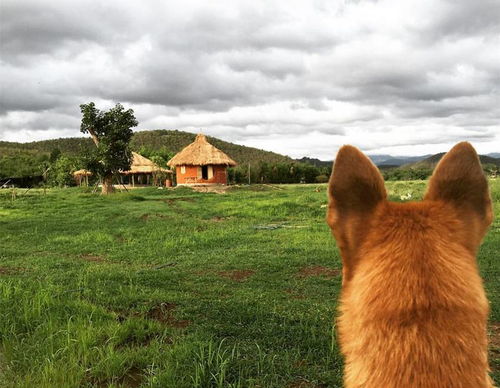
[167,134,237,185]
[73,152,172,186]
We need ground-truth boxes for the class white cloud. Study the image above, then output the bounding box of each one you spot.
[0,0,499,157]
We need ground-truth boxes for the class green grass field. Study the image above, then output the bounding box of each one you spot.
[1,181,499,387]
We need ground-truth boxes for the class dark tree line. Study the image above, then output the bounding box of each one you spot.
[228,162,331,184]
[381,167,433,181]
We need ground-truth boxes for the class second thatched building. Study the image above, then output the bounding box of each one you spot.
[167,134,237,185]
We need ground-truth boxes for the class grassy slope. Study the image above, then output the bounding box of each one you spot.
[0,181,498,387]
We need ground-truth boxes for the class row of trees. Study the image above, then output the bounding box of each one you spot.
[3,148,497,189]
[0,149,78,188]
[381,164,499,180]
[381,167,433,181]
[228,162,330,184]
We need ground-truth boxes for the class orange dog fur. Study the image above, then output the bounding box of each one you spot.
[327,142,494,388]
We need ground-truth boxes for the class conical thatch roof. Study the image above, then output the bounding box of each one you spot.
[122,152,172,174]
[167,134,237,167]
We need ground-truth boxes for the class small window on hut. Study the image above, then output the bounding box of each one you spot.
[180,166,186,174]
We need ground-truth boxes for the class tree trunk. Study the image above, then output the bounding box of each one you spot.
[101,175,114,195]
[88,128,100,147]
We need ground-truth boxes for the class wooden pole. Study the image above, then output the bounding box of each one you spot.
[248,163,251,185]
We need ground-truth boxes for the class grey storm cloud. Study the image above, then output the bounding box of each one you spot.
[421,0,500,40]
[0,0,499,158]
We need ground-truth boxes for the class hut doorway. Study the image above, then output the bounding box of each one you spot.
[202,165,209,180]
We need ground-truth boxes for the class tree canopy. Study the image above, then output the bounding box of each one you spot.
[80,102,138,193]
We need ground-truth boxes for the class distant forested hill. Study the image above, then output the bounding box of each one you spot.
[402,153,500,169]
[0,130,294,166]
[0,138,94,156]
[130,130,294,166]
[2,130,497,183]
[296,157,332,168]
[0,130,300,182]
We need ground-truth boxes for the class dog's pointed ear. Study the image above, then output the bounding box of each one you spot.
[327,145,386,282]
[328,145,386,216]
[425,142,493,239]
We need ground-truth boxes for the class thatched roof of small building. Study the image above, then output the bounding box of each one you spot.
[167,134,237,167]
[122,152,172,175]
[73,169,92,176]
[73,153,172,176]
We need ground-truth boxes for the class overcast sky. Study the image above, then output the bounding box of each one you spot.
[1,0,499,159]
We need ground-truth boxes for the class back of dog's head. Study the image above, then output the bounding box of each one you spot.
[327,142,492,286]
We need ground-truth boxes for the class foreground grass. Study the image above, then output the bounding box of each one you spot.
[0,181,498,387]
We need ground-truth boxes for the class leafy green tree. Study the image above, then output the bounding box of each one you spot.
[483,163,499,178]
[382,167,432,181]
[149,155,170,186]
[48,156,76,187]
[79,102,138,194]
[49,148,62,163]
[228,167,246,184]
[155,146,176,163]
[137,145,153,158]
[258,162,270,183]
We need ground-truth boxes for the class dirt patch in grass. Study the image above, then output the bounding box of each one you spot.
[293,360,309,368]
[113,303,190,329]
[0,266,25,275]
[87,366,144,388]
[210,215,229,222]
[287,379,326,388]
[140,213,170,221]
[218,269,255,282]
[147,302,190,328]
[117,367,143,388]
[115,235,127,242]
[285,288,305,300]
[297,266,340,279]
[116,332,173,349]
[79,254,106,262]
